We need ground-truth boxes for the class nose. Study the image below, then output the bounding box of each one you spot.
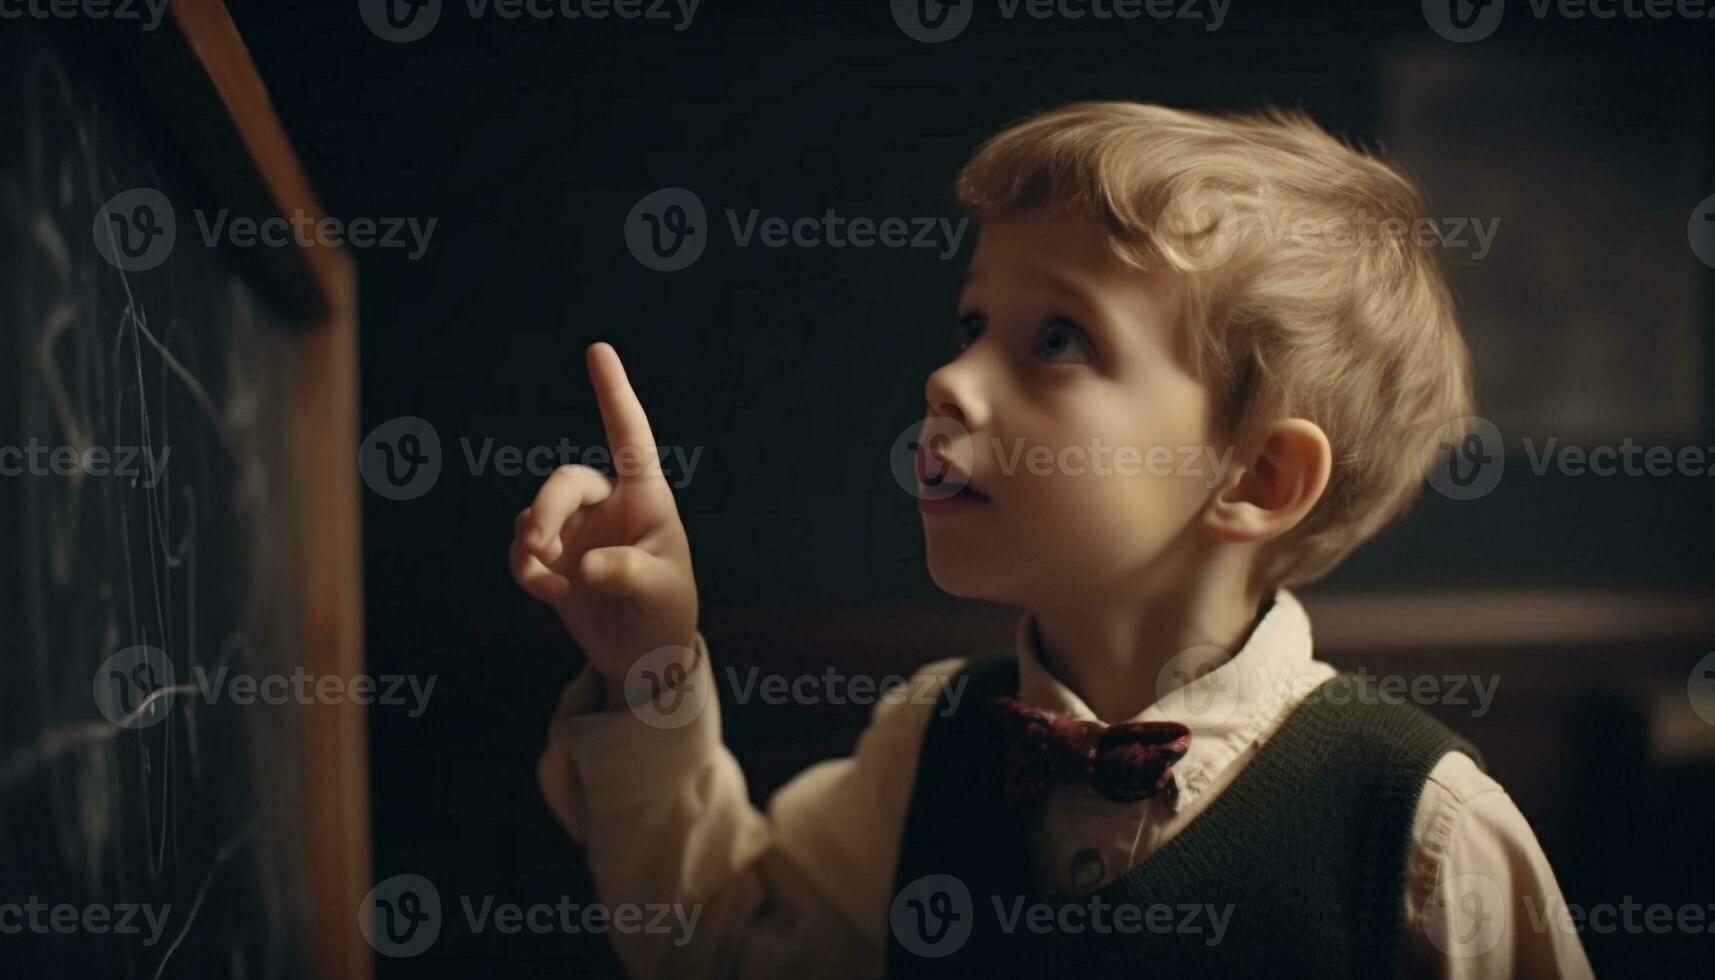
[923,357,987,432]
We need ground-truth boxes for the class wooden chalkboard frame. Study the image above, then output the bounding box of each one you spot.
[132,3,370,978]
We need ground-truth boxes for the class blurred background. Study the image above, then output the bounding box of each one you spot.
[217,0,1711,975]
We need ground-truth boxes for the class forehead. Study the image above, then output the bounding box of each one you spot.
[963,209,1121,288]
[960,210,1180,349]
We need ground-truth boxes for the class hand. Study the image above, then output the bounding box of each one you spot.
[510,343,699,695]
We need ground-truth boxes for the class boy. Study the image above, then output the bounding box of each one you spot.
[513,102,1594,977]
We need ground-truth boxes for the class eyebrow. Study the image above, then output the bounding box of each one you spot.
[961,265,1123,359]
[962,265,1100,311]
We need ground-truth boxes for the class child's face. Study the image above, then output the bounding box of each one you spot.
[918,209,1228,609]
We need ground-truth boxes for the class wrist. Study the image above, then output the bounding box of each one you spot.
[595,637,700,711]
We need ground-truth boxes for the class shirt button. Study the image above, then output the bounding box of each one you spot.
[1068,847,1107,890]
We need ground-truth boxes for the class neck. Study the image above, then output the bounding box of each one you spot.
[1028,551,1266,723]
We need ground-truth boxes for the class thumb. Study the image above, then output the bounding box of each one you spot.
[579,545,683,617]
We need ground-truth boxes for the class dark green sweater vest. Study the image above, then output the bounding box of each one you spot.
[885,655,1483,979]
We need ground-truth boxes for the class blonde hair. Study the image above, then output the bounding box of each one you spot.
[954,101,1474,587]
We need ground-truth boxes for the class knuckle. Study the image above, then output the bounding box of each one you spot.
[613,550,640,578]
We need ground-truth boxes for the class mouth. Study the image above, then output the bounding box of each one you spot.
[915,445,991,513]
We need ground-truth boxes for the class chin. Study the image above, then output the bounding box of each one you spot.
[923,540,1011,602]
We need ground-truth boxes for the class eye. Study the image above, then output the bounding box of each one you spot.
[954,312,986,350]
[1033,319,1095,364]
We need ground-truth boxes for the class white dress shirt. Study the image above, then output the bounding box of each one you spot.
[537,590,1596,978]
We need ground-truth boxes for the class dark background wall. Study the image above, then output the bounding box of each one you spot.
[223,1,1713,975]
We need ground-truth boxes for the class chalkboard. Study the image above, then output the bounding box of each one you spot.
[1,8,366,979]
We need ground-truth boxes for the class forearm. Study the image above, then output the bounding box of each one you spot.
[539,636,882,980]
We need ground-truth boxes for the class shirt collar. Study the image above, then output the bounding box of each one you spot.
[1011,588,1323,812]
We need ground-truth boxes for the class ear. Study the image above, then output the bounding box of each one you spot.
[1202,418,1332,544]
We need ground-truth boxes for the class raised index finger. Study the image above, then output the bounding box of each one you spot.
[586,342,661,481]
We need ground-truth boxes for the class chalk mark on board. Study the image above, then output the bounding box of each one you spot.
[149,819,258,980]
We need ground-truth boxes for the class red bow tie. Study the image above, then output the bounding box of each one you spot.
[991,696,1192,804]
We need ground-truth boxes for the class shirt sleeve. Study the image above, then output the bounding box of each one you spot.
[1400,751,1597,979]
[535,632,964,980]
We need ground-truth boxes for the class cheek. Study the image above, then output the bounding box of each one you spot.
[921,452,1215,604]
[1002,396,1218,564]
[1010,461,1210,559]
